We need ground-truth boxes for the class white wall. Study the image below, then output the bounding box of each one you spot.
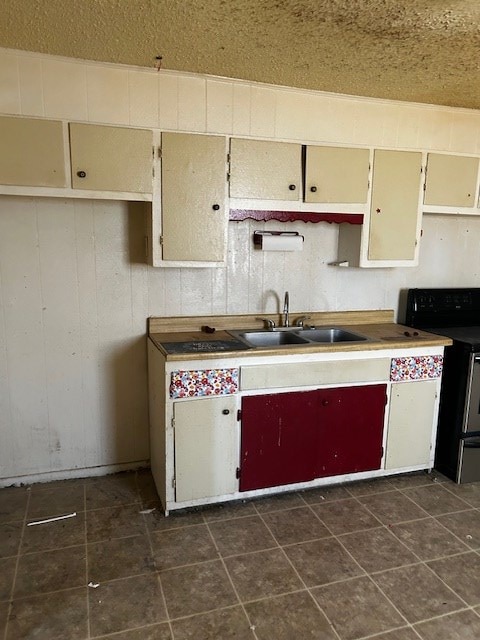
[1,48,480,483]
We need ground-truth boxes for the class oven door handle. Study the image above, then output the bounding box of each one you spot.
[464,438,480,448]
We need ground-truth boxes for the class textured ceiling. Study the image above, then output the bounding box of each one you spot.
[1,0,480,109]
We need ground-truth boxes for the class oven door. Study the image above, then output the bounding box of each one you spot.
[458,436,480,483]
[464,354,480,433]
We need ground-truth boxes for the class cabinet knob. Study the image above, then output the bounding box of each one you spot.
[321,399,329,406]
[77,170,87,178]
[310,186,317,193]
[288,184,296,191]
[212,204,220,211]
[222,409,230,415]
[376,207,381,213]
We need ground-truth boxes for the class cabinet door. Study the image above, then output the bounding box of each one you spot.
[0,116,66,187]
[229,139,302,201]
[385,380,437,469]
[368,150,422,261]
[424,153,479,207]
[316,385,386,477]
[161,133,227,262]
[174,396,237,502]
[69,123,153,193]
[240,390,320,491]
[305,146,370,203]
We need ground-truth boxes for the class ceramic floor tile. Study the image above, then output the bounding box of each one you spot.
[436,509,480,548]
[358,491,429,525]
[0,602,8,639]
[27,485,85,519]
[300,484,351,504]
[13,545,86,598]
[201,500,257,522]
[85,474,140,510]
[86,504,147,542]
[371,628,421,640]
[0,557,16,601]
[171,606,254,639]
[245,590,337,640]
[0,487,28,524]
[6,587,88,640]
[311,575,405,640]
[160,560,238,619]
[135,470,160,505]
[150,524,218,570]
[88,535,154,582]
[208,515,276,557]
[143,505,205,532]
[443,482,480,508]
[390,517,470,560]
[372,563,464,623]
[311,498,381,534]
[427,551,480,605]
[253,492,305,514]
[261,506,331,545]
[402,484,471,516]
[89,574,167,637]
[21,512,86,553]
[414,609,480,640]
[284,537,364,587]
[346,478,396,497]
[387,472,439,490]
[338,526,418,573]
[224,548,303,601]
[95,624,172,639]
[0,521,22,558]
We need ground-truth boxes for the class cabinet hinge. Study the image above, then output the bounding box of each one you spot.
[385,393,388,406]
[159,235,164,246]
[158,147,162,159]
[236,467,241,479]
[381,446,384,458]
[237,409,242,421]
[171,416,175,428]
[171,477,176,489]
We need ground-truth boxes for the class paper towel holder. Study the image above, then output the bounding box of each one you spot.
[253,231,304,251]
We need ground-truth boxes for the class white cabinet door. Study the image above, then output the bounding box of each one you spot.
[229,138,302,201]
[368,150,423,262]
[161,133,228,262]
[0,116,66,188]
[174,396,238,502]
[424,153,479,207]
[305,146,370,203]
[69,123,153,193]
[385,380,437,470]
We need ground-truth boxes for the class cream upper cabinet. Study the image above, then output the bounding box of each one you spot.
[385,380,437,470]
[0,116,66,188]
[305,146,370,204]
[160,132,228,262]
[69,123,153,193]
[229,138,302,201]
[368,150,423,262]
[424,153,479,208]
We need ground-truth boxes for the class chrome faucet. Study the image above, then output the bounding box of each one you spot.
[283,291,289,327]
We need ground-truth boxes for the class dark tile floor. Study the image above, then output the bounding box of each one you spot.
[1,470,480,639]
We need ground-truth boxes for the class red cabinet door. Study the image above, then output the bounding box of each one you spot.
[239,384,387,492]
[240,390,321,491]
[316,384,386,478]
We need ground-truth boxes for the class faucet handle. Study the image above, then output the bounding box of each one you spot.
[294,315,311,329]
[256,317,276,330]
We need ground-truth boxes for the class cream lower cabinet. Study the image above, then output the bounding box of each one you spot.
[0,116,66,188]
[337,149,424,267]
[385,380,438,469]
[156,132,228,264]
[173,396,238,502]
[69,123,153,193]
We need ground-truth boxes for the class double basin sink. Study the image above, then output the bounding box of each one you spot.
[228,327,371,348]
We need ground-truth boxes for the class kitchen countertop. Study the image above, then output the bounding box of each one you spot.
[148,310,453,361]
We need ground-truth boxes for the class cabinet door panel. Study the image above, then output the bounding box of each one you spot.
[0,116,66,187]
[316,385,386,477]
[385,380,437,469]
[174,397,237,502]
[424,153,479,207]
[240,391,320,491]
[70,123,152,193]
[161,133,227,262]
[368,150,422,261]
[305,146,369,203]
[229,139,302,201]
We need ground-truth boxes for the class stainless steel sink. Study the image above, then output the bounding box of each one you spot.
[299,328,369,343]
[228,326,370,348]
[230,330,310,347]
